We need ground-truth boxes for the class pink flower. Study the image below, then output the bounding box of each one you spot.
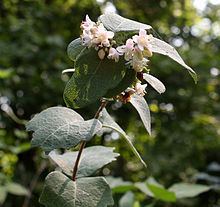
[133,29,153,57]
[92,24,114,47]
[135,82,148,96]
[80,15,95,31]
[117,38,134,61]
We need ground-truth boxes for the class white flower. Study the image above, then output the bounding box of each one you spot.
[132,29,153,57]
[107,47,120,62]
[143,73,166,94]
[91,23,114,47]
[131,52,149,72]
[81,30,93,47]
[135,82,148,96]
[80,15,95,31]
[117,38,134,61]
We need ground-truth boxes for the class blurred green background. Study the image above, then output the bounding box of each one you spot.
[0,0,220,206]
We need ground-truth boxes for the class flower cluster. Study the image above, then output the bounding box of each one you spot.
[81,15,115,60]
[116,29,153,72]
[80,15,153,72]
[80,15,165,100]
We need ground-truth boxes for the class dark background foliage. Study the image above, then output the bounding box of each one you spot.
[0,0,220,206]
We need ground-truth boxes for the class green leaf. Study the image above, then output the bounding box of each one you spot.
[64,48,128,108]
[147,183,176,202]
[6,182,29,196]
[49,146,119,178]
[134,182,154,197]
[0,187,7,205]
[149,37,197,83]
[39,171,114,207]
[99,13,152,32]
[168,183,210,199]
[26,107,102,152]
[136,178,176,202]
[119,191,134,207]
[106,177,135,193]
[67,38,86,62]
[105,69,136,98]
[130,94,151,135]
[100,108,147,168]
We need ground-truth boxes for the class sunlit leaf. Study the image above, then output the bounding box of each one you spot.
[143,73,166,94]
[149,37,197,83]
[130,94,151,135]
[99,13,152,32]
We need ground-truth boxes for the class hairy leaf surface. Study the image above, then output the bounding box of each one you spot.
[26,107,102,152]
[150,37,197,82]
[99,13,152,32]
[39,172,114,207]
[49,146,119,178]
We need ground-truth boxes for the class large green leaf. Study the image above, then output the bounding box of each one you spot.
[106,177,135,193]
[49,146,119,178]
[168,183,210,199]
[105,69,136,98]
[130,94,151,135]
[135,177,176,202]
[149,37,197,83]
[99,108,147,168]
[64,48,127,108]
[67,38,86,62]
[147,183,176,202]
[99,13,152,32]
[26,107,102,152]
[40,171,114,207]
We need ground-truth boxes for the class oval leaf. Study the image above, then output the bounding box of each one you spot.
[64,48,127,108]
[49,146,119,178]
[26,107,102,152]
[39,171,114,207]
[99,13,152,32]
[130,94,151,135]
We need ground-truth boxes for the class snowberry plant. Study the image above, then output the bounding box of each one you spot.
[26,13,197,206]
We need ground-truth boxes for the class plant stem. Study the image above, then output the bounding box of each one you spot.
[72,99,108,181]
